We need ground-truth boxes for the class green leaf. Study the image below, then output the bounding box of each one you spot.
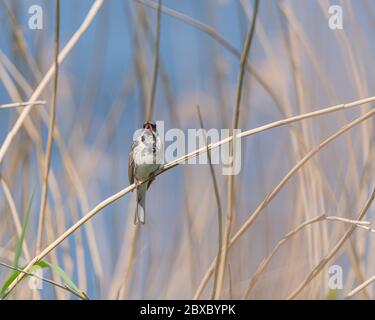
[0,270,21,298]
[326,288,338,300]
[12,188,35,269]
[1,189,35,299]
[33,261,85,298]
[1,260,88,300]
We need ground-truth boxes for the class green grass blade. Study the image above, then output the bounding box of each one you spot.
[0,270,21,298]
[33,261,86,298]
[12,188,35,269]
[1,261,88,300]
[1,189,35,299]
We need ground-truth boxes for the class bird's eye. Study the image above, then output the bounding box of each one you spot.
[141,136,145,142]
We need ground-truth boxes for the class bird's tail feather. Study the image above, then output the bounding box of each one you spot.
[135,185,146,224]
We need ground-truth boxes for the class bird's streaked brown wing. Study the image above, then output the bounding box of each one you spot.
[147,178,154,190]
[128,140,137,186]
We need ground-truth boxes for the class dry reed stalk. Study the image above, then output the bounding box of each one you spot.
[128,3,149,117]
[287,187,375,299]
[118,224,141,299]
[0,177,31,261]
[0,50,34,95]
[346,274,375,299]
[36,0,60,255]
[0,0,105,165]
[0,101,45,109]
[65,196,88,293]
[0,48,87,298]
[194,108,375,299]
[196,106,223,300]
[145,0,162,121]
[281,6,325,296]
[214,0,259,299]
[281,4,370,291]
[318,0,372,165]
[243,215,375,298]
[250,9,343,292]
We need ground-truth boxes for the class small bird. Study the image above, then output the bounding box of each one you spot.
[128,121,162,224]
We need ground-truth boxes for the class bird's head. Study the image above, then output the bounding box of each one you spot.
[143,121,157,133]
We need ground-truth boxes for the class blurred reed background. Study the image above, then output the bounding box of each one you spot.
[0,0,374,299]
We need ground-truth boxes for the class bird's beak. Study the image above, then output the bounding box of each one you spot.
[144,123,153,131]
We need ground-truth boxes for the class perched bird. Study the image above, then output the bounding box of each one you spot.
[128,121,162,224]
